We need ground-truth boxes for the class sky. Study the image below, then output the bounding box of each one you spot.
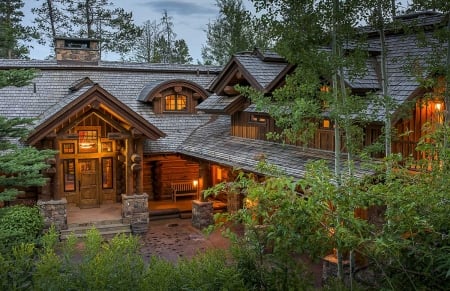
[22,0,412,63]
[22,0,254,63]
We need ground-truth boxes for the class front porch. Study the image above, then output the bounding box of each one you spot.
[65,197,226,224]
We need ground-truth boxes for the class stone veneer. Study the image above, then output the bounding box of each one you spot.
[37,199,68,230]
[121,193,149,234]
[192,200,214,229]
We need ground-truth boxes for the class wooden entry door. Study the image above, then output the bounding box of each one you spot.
[79,159,99,208]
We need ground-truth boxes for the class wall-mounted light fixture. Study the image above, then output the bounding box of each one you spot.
[435,102,443,112]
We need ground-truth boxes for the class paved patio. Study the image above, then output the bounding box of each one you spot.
[66,202,231,263]
[139,218,230,263]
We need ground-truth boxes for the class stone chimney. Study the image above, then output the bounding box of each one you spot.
[55,37,100,65]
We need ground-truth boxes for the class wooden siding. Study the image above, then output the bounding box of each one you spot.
[54,107,122,138]
[143,155,199,200]
[231,112,382,153]
[393,100,442,161]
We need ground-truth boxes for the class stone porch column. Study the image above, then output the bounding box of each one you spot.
[192,199,214,230]
[37,198,68,231]
[121,193,149,234]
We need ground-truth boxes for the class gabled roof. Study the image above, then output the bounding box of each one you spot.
[209,48,292,94]
[27,84,165,145]
[0,60,218,152]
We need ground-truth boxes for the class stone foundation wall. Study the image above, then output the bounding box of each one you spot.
[122,193,149,234]
[37,199,68,231]
[322,254,350,284]
[192,200,214,229]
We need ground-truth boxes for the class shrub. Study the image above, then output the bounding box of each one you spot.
[0,205,43,253]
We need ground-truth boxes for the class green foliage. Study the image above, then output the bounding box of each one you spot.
[202,0,272,65]
[33,0,142,57]
[0,205,43,253]
[0,69,37,89]
[0,68,56,201]
[0,243,36,290]
[0,0,38,59]
[142,250,246,291]
[131,12,192,64]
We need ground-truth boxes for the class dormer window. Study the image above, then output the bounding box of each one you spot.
[165,94,187,111]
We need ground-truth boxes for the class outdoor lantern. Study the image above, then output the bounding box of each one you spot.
[435,101,443,112]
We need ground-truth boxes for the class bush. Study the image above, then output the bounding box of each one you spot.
[0,205,43,253]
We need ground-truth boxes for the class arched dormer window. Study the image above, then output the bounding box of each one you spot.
[137,79,209,114]
[165,94,187,111]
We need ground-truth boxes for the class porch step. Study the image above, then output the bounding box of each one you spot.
[61,219,131,240]
[179,211,192,219]
[149,208,193,220]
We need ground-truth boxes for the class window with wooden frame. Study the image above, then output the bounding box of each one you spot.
[78,130,98,153]
[250,114,267,124]
[62,143,75,154]
[321,119,332,129]
[164,94,187,111]
[63,159,76,192]
[102,157,113,189]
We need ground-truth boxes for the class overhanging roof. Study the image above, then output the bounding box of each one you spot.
[27,84,165,145]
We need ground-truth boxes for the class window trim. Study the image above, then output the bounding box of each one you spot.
[249,114,267,125]
[164,94,188,112]
[63,159,76,192]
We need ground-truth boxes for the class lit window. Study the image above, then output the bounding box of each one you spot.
[165,94,187,111]
[323,119,331,128]
[63,159,76,192]
[102,157,113,189]
[250,114,267,124]
[78,130,98,153]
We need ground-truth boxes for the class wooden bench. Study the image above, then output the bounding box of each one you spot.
[171,181,198,202]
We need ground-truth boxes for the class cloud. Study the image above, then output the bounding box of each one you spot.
[142,1,217,16]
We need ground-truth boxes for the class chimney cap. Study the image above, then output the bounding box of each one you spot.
[54,36,99,42]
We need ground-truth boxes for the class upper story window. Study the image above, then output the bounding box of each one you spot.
[165,94,187,111]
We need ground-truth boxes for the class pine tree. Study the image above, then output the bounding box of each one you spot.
[33,0,142,58]
[0,71,55,202]
[172,39,193,64]
[32,0,72,52]
[201,0,272,65]
[0,0,38,59]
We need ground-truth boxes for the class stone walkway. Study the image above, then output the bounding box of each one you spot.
[139,218,231,263]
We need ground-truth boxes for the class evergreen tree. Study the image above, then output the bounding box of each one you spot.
[33,0,142,58]
[159,10,176,63]
[0,0,38,59]
[0,71,55,202]
[201,0,272,65]
[32,0,72,52]
[172,39,193,64]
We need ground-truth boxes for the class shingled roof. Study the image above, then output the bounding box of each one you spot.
[209,48,292,94]
[0,60,220,152]
[179,115,371,179]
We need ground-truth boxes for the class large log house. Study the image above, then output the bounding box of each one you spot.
[0,11,446,229]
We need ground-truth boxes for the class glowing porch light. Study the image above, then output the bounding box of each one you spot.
[435,102,443,112]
